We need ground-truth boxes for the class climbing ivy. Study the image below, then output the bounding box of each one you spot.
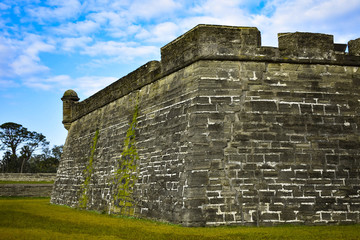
[112,103,139,215]
[79,129,99,209]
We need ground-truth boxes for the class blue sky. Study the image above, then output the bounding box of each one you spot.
[1,0,360,150]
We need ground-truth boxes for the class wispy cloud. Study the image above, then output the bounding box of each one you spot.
[0,79,19,89]
[23,74,72,91]
[74,76,118,97]
[10,35,55,76]
[178,0,360,46]
[255,0,360,45]
[1,0,360,94]
[61,36,93,52]
[135,22,179,43]
[0,2,10,10]
[88,11,126,29]
[55,20,100,36]
[26,0,82,23]
[81,41,158,58]
[11,55,50,76]
[126,0,182,19]
[23,74,118,98]
[0,33,55,80]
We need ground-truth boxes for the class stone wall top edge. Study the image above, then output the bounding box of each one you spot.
[64,24,360,125]
[0,173,57,181]
[70,60,161,121]
[159,24,360,73]
[0,173,57,176]
[69,56,359,123]
[161,24,259,50]
[79,60,160,103]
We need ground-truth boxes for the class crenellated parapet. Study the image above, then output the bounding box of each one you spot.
[161,24,360,74]
[160,25,262,73]
[62,25,360,130]
[278,32,335,60]
[348,37,360,56]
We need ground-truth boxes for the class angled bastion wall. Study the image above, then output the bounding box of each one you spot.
[51,24,360,226]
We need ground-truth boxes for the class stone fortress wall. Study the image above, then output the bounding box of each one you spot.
[0,173,56,182]
[51,24,360,226]
[0,173,56,197]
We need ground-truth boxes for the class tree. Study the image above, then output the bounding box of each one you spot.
[28,145,63,173]
[0,122,49,173]
[51,145,63,160]
[0,151,18,173]
[19,131,48,173]
[0,122,29,156]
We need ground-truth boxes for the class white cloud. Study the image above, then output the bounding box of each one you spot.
[86,11,131,38]
[26,0,82,23]
[255,0,360,46]
[128,0,181,19]
[0,79,19,88]
[46,0,182,38]
[136,22,179,43]
[45,75,73,86]
[192,0,243,14]
[191,0,249,22]
[178,0,360,47]
[23,75,72,90]
[23,79,53,90]
[74,76,118,97]
[22,74,118,98]
[61,36,93,51]
[0,2,10,10]
[2,0,360,95]
[0,37,18,78]
[298,0,360,20]
[55,20,100,36]
[108,25,142,38]
[9,35,55,76]
[88,11,125,28]
[82,41,158,58]
[83,0,130,12]
[24,40,55,59]
[11,55,50,76]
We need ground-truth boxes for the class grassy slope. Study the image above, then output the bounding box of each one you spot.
[0,198,359,240]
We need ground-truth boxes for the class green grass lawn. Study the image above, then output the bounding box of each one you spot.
[0,198,359,240]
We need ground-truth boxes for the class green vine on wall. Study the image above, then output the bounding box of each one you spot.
[79,129,99,209]
[112,103,139,215]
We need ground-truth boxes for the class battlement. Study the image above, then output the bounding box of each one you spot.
[161,24,261,73]
[62,24,360,128]
[278,32,335,60]
[160,24,360,75]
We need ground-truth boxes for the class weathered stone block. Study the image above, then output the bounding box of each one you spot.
[348,38,360,56]
[161,25,261,73]
[278,32,334,60]
[0,184,53,197]
[188,172,208,186]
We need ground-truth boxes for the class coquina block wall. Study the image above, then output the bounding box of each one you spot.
[51,24,360,226]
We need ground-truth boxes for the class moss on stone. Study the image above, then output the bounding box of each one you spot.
[78,129,99,209]
[112,100,139,215]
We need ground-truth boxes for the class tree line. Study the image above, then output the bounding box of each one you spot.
[0,122,62,173]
